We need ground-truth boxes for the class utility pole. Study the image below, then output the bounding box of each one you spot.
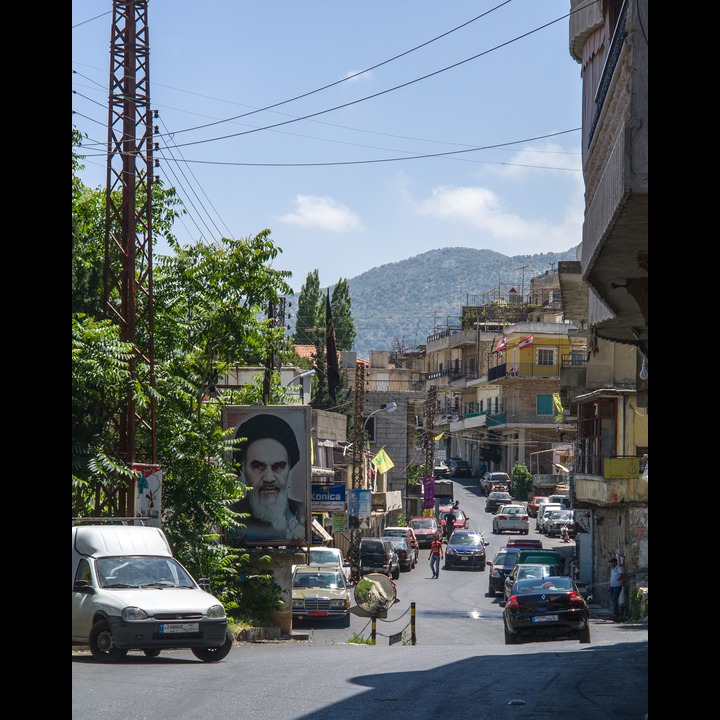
[517,264,528,300]
[423,385,437,485]
[100,0,157,517]
[263,300,276,405]
[349,361,365,581]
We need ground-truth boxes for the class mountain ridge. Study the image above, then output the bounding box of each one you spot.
[293,246,579,358]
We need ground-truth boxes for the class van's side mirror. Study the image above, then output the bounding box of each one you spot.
[73,580,94,594]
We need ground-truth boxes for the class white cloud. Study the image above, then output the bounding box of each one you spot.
[277,195,363,232]
[416,184,582,253]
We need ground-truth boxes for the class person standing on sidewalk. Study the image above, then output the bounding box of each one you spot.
[429,533,444,578]
[609,557,624,621]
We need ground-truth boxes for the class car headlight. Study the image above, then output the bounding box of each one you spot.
[206,604,226,619]
[122,607,149,621]
[292,598,305,609]
[330,598,349,610]
[446,548,457,556]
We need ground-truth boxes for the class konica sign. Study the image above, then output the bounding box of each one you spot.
[311,483,346,512]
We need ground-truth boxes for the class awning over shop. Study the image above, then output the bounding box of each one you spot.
[311,518,333,543]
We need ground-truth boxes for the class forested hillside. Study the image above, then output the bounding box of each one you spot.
[291,246,579,358]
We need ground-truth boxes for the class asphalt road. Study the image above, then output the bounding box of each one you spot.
[72,479,648,719]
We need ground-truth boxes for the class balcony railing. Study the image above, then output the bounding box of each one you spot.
[489,362,561,381]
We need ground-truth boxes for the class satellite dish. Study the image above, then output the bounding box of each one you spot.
[354,573,397,616]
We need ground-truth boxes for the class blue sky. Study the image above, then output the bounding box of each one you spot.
[72,0,584,294]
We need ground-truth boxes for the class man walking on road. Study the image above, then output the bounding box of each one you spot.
[429,533,444,578]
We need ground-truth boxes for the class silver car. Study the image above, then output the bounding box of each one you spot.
[544,510,576,538]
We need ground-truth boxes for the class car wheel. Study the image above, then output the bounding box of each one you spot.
[392,567,400,580]
[88,620,129,663]
[191,627,234,662]
[579,624,591,644]
[491,526,497,534]
[143,649,161,658]
[479,562,486,571]
[504,622,519,645]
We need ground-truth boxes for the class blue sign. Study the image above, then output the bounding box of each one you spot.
[311,483,346,512]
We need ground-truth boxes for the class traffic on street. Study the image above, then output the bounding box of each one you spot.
[73,477,648,720]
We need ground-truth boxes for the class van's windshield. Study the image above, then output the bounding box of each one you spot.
[95,556,196,588]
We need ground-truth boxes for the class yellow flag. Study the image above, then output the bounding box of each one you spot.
[434,432,444,441]
[553,393,563,414]
[371,447,395,474]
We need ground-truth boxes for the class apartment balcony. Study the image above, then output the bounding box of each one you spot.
[572,0,648,347]
[489,362,560,382]
[573,455,647,508]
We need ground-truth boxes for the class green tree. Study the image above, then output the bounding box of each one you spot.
[330,278,356,351]
[72,126,294,620]
[511,462,533,502]
[294,270,322,347]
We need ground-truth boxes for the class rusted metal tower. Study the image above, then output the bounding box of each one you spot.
[100,0,157,516]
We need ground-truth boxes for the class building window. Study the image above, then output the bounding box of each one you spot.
[494,397,499,414]
[537,348,556,366]
[537,394,554,415]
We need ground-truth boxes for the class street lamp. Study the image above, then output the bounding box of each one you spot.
[284,369,315,403]
[349,401,397,582]
[363,402,397,437]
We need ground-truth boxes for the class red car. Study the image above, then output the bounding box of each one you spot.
[527,496,549,518]
[439,506,469,534]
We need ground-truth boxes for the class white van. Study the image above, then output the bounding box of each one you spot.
[71,523,233,662]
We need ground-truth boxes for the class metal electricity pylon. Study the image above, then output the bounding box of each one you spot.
[99,0,157,516]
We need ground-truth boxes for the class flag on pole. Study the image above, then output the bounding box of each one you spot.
[371,447,395,474]
[325,290,340,402]
[518,334,534,349]
[434,432,444,441]
[495,335,507,352]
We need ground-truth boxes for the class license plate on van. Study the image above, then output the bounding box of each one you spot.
[159,622,199,634]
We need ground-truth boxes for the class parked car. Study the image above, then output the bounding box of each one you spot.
[536,503,564,533]
[544,510,576,538]
[486,491,514,513]
[447,458,473,478]
[516,549,565,575]
[527,496,550,518]
[503,576,591,644]
[439,506,469,533]
[492,504,530,535]
[547,494,571,509]
[296,546,352,584]
[381,526,419,564]
[486,547,523,597]
[444,529,489,570]
[409,516,441,548]
[433,460,450,478]
[384,537,414,571]
[359,538,400,580]
[503,563,563,603]
[506,538,544,550]
[291,564,351,627]
[481,471,511,495]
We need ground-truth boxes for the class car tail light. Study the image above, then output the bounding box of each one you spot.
[506,596,520,608]
[569,592,584,605]
[498,514,507,520]
[522,515,528,520]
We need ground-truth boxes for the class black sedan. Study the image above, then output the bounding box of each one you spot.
[444,530,489,570]
[503,576,591,645]
[447,458,473,478]
[485,491,514,513]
